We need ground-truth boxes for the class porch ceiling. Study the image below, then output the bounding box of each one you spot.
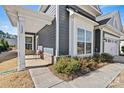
[4,5,54,33]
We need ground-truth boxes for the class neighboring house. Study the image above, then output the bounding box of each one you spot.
[0,38,17,46]
[4,38,17,46]
[4,5,123,70]
[0,30,17,46]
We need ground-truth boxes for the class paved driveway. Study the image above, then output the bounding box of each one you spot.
[29,62,124,88]
[113,56,124,63]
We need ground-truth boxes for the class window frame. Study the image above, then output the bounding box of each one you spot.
[25,35,34,50]
[77,28,92,56]
[86,30,92,54]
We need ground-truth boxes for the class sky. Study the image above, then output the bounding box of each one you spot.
[0,5,124,35]
[100,5,124,24]
[0,5,40,35]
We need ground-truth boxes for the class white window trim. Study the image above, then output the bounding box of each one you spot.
[69,15,96,56]
[25,34,34,50]
[68,12,96,57]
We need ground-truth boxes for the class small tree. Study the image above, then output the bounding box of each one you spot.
[5,41,9,49]
[0,39,7,51]
[121,46,124,53]
[0,44,4,53]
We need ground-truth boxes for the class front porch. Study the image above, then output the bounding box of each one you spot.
[25,55,52,68]
[4,5,54,71]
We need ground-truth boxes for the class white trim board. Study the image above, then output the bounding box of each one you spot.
[35,35,38,50]
[69,12,97,56]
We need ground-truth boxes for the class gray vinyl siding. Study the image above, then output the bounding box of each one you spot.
[46,5,56,16]
[37,19,56,55]
[59,5,69,55]
[58,5,97,55]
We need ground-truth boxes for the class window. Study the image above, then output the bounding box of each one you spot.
[86,31,92,54]
[77,28,85,54]
[25,37,32,50]
[77,28,92,55]
[104,38,107,42]
[108,39,111,43]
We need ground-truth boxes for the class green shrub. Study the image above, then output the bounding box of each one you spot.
[64,61,81,75]
[0,44,3,53]
[79,58,91,74]
[54,57,81,75]
[79,57,97,71]
[87,59,97,71]
[92,53,101,63]
[0,43,4,52]
[54,53,112,77]
[73,56,80,61]
[0,39,7,51]
[5,41,9,49]
[99,53,113,63]
[79,57,89,67]
[121,46,124,53]
[54,57,68,73]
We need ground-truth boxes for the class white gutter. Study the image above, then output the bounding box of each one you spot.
[89,5,102,14]
[67,8,99,25]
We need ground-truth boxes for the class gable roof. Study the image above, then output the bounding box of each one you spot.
[98,18,111,25]
[96,11,123,32]
[122,26,124,32]
[96,11,118,21]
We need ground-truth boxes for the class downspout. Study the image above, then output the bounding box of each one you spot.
[55,5,59,57]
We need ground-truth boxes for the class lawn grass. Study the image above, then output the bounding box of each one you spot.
[0,56,35,88]
[0,70,35,88]
[109,70,124,88]
[0,58,17,72]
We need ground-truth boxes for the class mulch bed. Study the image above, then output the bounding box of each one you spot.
[49,62,108,81]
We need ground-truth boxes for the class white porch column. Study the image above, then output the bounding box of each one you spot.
[17,17,25,71]
[100,28,103,54]
[68,8,75,56]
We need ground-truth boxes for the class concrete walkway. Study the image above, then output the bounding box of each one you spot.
[29,63,124,88]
